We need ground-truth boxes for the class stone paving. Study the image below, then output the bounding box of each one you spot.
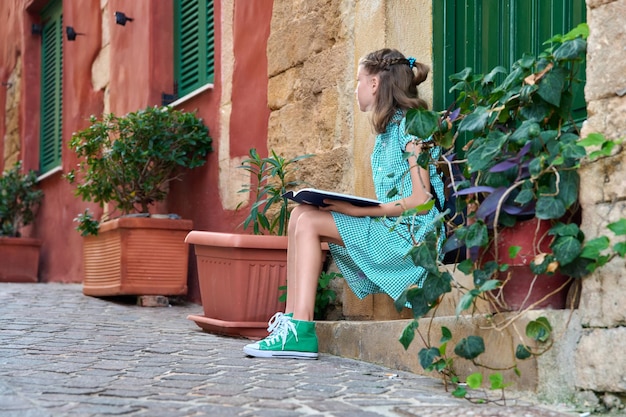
[0,283,581,417]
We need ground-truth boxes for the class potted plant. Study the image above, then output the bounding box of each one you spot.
[407,24,596,310]
[66,105,212,297]
[185,148,314,338]
[393,24,626,401]
[0,161,44,282]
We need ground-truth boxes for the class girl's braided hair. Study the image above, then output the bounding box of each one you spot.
[359,48,429,134]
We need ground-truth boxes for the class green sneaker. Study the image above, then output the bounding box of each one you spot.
[244,318,318,359]
[266,312,292,335]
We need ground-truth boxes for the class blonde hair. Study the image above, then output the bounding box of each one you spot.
[359,48,429,134]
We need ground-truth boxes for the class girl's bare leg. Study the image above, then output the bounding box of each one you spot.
[285,204,317,314]
[286,207,343,321]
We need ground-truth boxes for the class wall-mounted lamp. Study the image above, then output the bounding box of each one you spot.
[115,11,134,26]
[66,26,85,41]
[31,24,43,35]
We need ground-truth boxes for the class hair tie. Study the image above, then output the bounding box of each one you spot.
[407,57,416,68]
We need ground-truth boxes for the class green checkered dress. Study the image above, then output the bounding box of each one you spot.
[329,111,445,301]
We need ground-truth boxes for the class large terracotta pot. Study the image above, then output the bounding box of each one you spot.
[185,231,289,339]
[0,237,42,282]
[82,217,192,297]
[482,218,572,310]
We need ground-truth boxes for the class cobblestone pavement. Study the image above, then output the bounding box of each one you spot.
[0,283,581,417]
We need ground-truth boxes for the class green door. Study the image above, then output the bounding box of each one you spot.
[433,0,586,120]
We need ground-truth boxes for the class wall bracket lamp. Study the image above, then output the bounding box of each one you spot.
[66,26,85,41]
[115,11,134,26]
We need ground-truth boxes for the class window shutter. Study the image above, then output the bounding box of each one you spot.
[174,0,215,98]
[39,0,63,174]
[433,0,586,122]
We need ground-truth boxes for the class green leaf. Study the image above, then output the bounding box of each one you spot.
[608,219,626,236]
[578,132,606,147]
[478,279,501,292]
[508,245,522,259]
[406,108,440,139]
[528,157,544,177]
[452,386,467,398]
[614,242,626,257]
[553,37,587,61]
[537,66,566,107]
[514,189,535,205]
[422,271,452,302]
[465,222,489,249]
[559,256,594,278]
[406,288,436,319]
[516,344,532,360]
[459,106,490,133]
[407,243,440,275]
[454,336,485,360]
[510,121,541,143]
[473,261,498,287]
[418,347,441,370]
[549,222,580,237]
[466,373,483,389]
[580,236,610,259]
[551,235,582,265]
[556,170,580,209]
[456,291,476,316]
[399,321,418,350]
[441,326,452,343]
[466,131,507,172]
[535,196,566,220]
[449,67,472,82]
[458,259,475,275]
[489,373,507,390]
[526,317,552,343]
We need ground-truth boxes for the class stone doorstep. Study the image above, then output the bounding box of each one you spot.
[316,309,580,399]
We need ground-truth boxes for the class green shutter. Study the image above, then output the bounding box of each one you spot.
[39,0,63,174]
[174,0,215,98]
[433,0,586,121]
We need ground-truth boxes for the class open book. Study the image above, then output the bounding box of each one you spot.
[283,188,381,207]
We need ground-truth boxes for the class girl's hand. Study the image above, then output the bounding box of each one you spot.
[318,199,363,216]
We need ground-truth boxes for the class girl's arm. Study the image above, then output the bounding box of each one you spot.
[320,141,432,217]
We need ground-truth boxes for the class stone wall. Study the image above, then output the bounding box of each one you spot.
[576,0,626,407]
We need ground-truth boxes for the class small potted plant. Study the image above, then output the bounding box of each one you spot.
[66,105,212,297]
[0,161,44,282]
[185,148,313,338]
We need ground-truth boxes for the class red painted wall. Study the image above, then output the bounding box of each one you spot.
[0,0,274,304]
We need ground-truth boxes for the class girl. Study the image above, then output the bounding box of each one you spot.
[244,48,445,359]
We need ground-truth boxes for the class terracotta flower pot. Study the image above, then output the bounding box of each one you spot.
[0,237,42,282]
[482,218,572,310]
[185,231,289,339]
[82,217,192,297]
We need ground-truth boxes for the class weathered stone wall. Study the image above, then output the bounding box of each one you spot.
[267,0,357,193]
[577,0,626,404]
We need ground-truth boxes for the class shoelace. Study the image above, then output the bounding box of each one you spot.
[266,312,290,334]
[263,319,298,349]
